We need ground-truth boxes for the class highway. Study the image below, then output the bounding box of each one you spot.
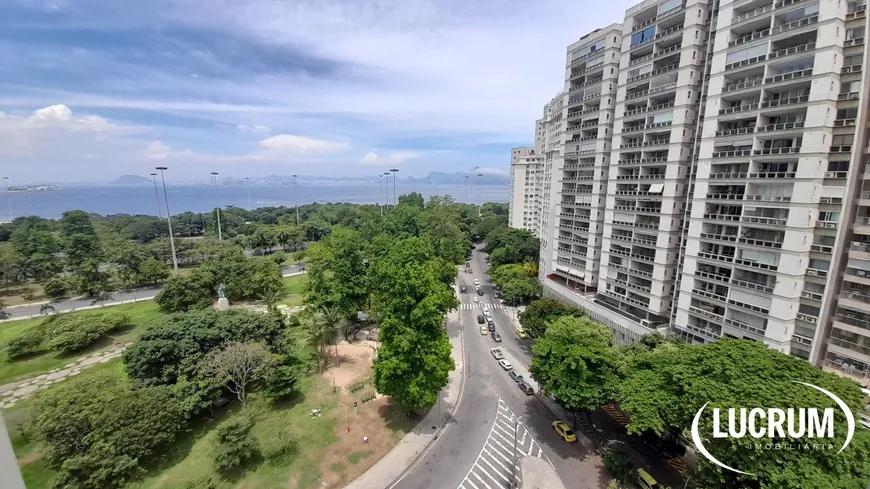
[390,248,609,489]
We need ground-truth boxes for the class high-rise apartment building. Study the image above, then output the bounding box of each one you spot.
[508,147,544,233]
[537,92,566,264]
[529,0,870,368]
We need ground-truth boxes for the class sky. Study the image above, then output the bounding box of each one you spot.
[0,0,637,183]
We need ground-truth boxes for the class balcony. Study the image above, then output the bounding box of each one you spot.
[724,317,767,336]
[760,94,809,108]
[771,15,819,35]
[654,43,682,58]
[712,149,752,158]
[764,68,813,84]
[753,147,800,155]
[722,78,763,93]
[729,29,770,47]
[756,121,804,133]
[732,4,773,24]
[731,277,775,294]
[630,53,654,66]
[768,42,816,60]
[725,55,767,71]
[742,214,787,226]
[719,103,759,115]
[716,127,755,137]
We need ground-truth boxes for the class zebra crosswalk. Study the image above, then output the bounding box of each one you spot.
[457,398,549,489]
[460,303,507,310]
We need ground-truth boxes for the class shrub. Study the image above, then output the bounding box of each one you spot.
[261,363,304,400]
[5,329,46,359]
[155,269,215,313]
[42,277,68,299]
[43,311,131,354]
[259,435,297,465]
[603,449,635,483]
[212,418,259,474]
[182,477,218,489]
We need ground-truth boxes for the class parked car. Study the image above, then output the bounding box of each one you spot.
[492,332,502,342]
[466,262,471,268]
[477,314,485,324]
[483,308,492,318]
[490,347,504,359]
[515,327,528,339]
[477,289,484,296]
[486,317,494,326]
[508,371,523,383]
[460,285,467,292]
[474,296,479,303]
[493,291,500,298]
[552,420,577,443]
[473,279,480,285]
[480,326,488,335]
[488,323,495,332]
[498,359,512,370]
[518,381,534,395]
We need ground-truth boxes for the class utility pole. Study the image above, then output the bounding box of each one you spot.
[379,175,384,215]
[155,166,178,270]
[2,176,12,221]
[464,175,470,204]
[390,168,399,205]
[245,177,252,211]
[292,174,300,224]
[149,172,162,218]
[477,173,483,217]
[383,172,391,209]
[210,171,222,241]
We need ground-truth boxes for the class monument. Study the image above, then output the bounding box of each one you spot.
[215,283,230,310]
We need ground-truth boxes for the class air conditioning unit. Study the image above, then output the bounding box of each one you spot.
[641,319,653,328]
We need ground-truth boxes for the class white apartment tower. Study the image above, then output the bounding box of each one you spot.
[508,147,544,233]
[675,0,870,360]
[600,0,711,326]
[541,26,623,292]
[537,93,566,269]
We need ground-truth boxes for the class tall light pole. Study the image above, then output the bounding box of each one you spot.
[1,176,11,221]
[155,166,178,271]
[464,175,470,204]
[477,173,483,217]
[210,172,222,242]
[149,172,162,218]
[390,168,399,205]
[245,177,252,211]
[292,174,300,224]
[383,172,391,208]
[378,175,384,215]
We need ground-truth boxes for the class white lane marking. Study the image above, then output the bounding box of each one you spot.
[477,459,510,485]
[470,471,493,489]
[483,447,514,474]
[486,442,514,466]
[487,437,513,456]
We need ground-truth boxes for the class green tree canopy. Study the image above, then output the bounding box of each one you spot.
[520,297,587,338]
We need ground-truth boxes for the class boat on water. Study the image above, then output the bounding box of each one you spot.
[6,184,61,192]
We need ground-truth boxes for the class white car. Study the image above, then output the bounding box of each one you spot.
[499,359,513,370]
[473,296,479,303]
[490,347,505,359]
[484,309,492,318]
[474,279,480,285]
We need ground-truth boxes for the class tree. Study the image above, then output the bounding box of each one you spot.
[603,450,635,483]
[398,192,425,208]
[155,269,215,312]
[499,277,542,304]
[420,196,468,264]
[42,277,68,299]
[261,362,305,400]
[0,300,9,321]
[530,316,621,414]
[617,339,870,489]
[137,256,171,285]
[371,237,457,413]
[520,298,586,338]
[199,341,273,403]
[211,418,260,475]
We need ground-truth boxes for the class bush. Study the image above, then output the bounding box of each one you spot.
[5,329,46,359]
[155,270,215,313]
[259,435,297,465]
[42,277,68,299]
[261,363,304,400]
[212,418,259,474]
[603,450,635,483]
[42,311,131,354]
[182,477,218,489]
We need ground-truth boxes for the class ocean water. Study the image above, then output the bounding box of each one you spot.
[0,184,510,219]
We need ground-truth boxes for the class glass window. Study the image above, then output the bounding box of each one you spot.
[658,0,682,14]
[631,26,656,46]
[725,43,768,64]
[840,81,857,93]
[845,54,863,66]
[832,134,854,146]
[848,1,866,12]
[847,26,865,40]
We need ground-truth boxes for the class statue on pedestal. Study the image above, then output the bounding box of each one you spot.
[215,283,230,310]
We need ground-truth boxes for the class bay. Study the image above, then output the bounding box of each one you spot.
[0,184,509,220]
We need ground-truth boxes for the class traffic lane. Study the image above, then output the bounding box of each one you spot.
[4,286,164,319]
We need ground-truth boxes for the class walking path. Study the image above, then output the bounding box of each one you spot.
[344,307,466,489]
[0,342,132,409]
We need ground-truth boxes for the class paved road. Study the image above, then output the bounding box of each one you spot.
[390,248,608,489]
[2,264,307,321]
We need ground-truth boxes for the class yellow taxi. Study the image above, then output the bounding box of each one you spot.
[636,469,660,489]
[480,326,488,335]
[551,420,577,443]
[515,327,528,339]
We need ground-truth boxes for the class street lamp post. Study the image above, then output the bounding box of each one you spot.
[210,172,222,241]
[149,172,162,218]
[378,175,384,215]
[464,175,470,204]
[155,167,179,271]
[383,172,391,208]
[292,174,300,224]
[245,177,252,211]
[477,173,483,217]
[390,169,399,205]
[1,176,11,221]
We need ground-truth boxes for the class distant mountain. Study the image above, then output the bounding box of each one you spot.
[109,175,152,186]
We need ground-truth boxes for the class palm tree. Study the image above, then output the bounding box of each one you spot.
[260,285,285,313]
[303,312,331,373]
[319,306,346,367]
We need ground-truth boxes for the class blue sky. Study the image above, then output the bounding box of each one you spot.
[0,0,635,182]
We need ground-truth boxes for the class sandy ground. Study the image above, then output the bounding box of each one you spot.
[315,342,414,488]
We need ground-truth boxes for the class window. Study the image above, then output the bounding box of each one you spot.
[837,108,859,119]
[631,26,656,46]
[847,26,865,40]
[828,161,850,172]
[726,44,767,64]
[840,81,857,94]
[818,211,840,222]
[808,259,830,271]
[658,0,682,14]
[832,134,854,146]
[844,54,862,67]
[777,3,819,23]
[848,1,867,13]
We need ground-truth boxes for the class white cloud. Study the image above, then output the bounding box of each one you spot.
[21,104,117,132]
[360,151,420,164]
[237,124,271,133]
[259,134,348,154]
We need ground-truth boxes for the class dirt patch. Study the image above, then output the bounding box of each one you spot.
[17,452,40,466]
[310,342,413,488]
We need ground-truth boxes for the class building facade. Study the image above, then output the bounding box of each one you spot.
[533,0,870,374]
[508,147,544,233]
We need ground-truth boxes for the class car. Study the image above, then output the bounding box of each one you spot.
[515,327,528,339]
[518,381,534,395]
[490,347,504,359]
[493,291,500,298]
[477,314,485,324]
[508,371,523,383]
[483,308,492,317]
[488,323,495,332]
[473,296,479,303]
[480,326,488,335]
[492,332,502,342]
[460,285,467,292]
[466,262,470,268]
[498,359,512,370]
[467,268,473,274]
[487,317,494,326]
[477,289,484,296]
[473,279,480,285]
[552,420,577,443]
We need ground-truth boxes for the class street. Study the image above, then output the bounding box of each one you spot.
[390,248,609,489]
[1,264,307,321]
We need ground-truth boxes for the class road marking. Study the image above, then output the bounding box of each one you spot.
[457,398,550,489]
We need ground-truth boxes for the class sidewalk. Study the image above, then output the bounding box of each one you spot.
[344,307,466,489]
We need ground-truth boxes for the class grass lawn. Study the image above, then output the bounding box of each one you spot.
[282,275,308,307]
[0,284,47,307]
[0,301,162,385]
[281,253,310,267]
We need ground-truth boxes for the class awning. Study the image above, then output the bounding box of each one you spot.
[648,183,664,193]
[568,268,584,278]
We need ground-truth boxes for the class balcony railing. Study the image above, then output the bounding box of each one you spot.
[712,149,752,158]
[756,121,804,132]
[710,172,749,179]
[655,43,682,58]
[722,78,763,93]
[733,4,773,24]
[725,54,767,71]
[764,68,813,84]
[768,42,816,60]
[771,15,818,35]
[719,103,759,115]
[760,94,809,108]
[729,29,770,47]
[716,127,754,136]
[753,147,800,155]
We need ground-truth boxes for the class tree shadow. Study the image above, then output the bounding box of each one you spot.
[216,452,265,483]
[139,403,235,475]
[377,399,418,434]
